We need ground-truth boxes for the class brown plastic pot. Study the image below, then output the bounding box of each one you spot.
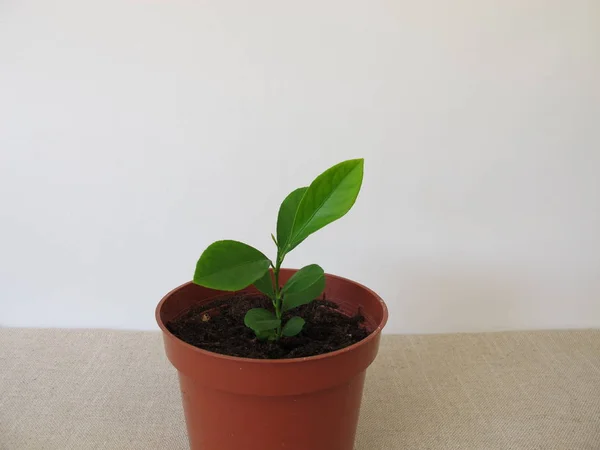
[156,269,388,450]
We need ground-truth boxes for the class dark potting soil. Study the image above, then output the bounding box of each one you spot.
[167,294,370,359]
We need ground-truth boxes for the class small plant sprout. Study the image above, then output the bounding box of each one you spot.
[193,159,364,340]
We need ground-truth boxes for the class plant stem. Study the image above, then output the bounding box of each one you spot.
[273,251,284,338]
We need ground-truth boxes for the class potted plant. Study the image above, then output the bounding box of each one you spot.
[156,158,388,450]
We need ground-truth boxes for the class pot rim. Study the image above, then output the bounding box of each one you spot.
[156,270,388,365]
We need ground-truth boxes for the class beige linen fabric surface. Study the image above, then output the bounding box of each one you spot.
[1,328,599,450]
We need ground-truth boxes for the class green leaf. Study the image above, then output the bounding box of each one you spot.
[244,308,281,332]
[276,187,307,252]
[282,316,305,337]
[282,264,326,311]
[256,329,278,341]
[193,240,271,291]
[253,270,275,300]
[288,159,363,250]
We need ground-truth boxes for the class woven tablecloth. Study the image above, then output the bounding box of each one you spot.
[1,328,599,449]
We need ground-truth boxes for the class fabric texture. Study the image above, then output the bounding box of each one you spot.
[0,328,599,450]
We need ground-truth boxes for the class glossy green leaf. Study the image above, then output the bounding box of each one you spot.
[282,316,305,337]
[282,264,324,295]
[276,187,307,252]
[287,159,363,250]
[253,270,275,300]
[244,308,281,333]
[193,240,271,291]
[282,264,325,311]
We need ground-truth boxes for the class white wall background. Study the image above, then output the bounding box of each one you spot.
[1,0,599,333]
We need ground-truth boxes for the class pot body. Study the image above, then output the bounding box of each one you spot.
[156,269,388,450]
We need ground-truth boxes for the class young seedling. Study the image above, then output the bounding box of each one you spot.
[193,159,364,340]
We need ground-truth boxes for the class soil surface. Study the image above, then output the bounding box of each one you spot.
[167,294,370,359]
